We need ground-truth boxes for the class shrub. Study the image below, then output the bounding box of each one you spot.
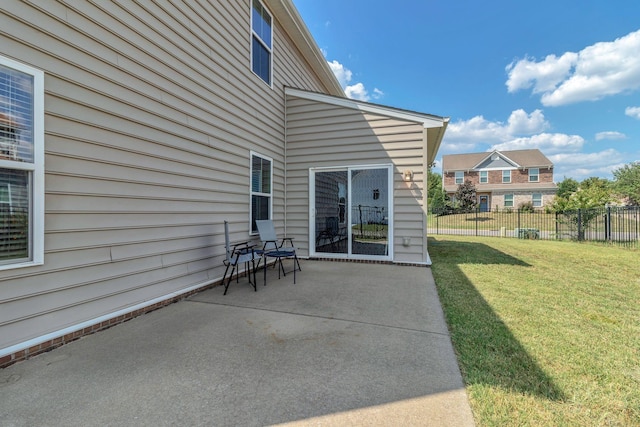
[518,201,534,213]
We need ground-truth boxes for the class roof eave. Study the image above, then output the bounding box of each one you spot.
[266,0,345,97]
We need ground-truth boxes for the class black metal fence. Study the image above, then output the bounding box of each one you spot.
[428,206,639,247]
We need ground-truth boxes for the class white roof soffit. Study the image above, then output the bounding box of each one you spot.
[266,0,344,97]
[285,87,449,129]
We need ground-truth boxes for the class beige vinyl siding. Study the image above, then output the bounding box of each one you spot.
[285,95,428,263]
[0,0,330,351]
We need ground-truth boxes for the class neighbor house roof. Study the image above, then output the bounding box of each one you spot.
[442,149,554,172]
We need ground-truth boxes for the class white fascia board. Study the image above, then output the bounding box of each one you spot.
[285,87,447,129]
[472,150,521,169]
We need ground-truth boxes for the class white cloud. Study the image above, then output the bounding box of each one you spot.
[626,106,640,119]
[506,29,640,106]
[506,52,577,94]
[490,133,585,154]
[443,109,549,146]
[549,149,625,180]
[345,83,370,101]
[327,60,352,88]
[595,131,626,141]
[327,59,382,102]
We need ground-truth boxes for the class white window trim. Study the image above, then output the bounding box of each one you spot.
[0,55,44,271]
[502,169,511,183]
[529,168,539,182]
[532,193,542,207]
[504,194,514,207]
[454,171,464,185]
[250,0,273,88]
[479,170,488,184]
[249,151,273,235]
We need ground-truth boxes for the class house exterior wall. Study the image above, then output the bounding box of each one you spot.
[285,95,429,264]
[443,167,554,187]
[444,166,555,209]
[491,191,556,210]
[0,0,336,356]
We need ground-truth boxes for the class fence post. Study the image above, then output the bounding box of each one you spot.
[577,209,583,241]
[605,206,612,241]
[475,207,479,236]
[517,208,521,236]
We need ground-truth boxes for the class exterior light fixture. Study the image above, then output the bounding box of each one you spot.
[403,169,413,181]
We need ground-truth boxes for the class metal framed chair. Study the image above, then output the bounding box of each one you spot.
[222,220,257,295]
[255,219,301,284]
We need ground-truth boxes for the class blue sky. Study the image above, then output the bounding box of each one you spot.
[293,0,640,182]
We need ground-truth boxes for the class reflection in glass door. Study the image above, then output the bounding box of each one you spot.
[314,170,348,254]
[312,166,391,259]
[351,168,389,256]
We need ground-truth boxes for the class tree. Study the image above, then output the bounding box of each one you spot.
[455,180,477,211]
[552,180,613,240]
[613,161,640,205]
[427,169,448,211]
[556,177,579,199]
[552,176,612,212]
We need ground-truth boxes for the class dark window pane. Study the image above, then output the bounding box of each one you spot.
[0,168,30,262]
[251,155,271,193]
[252,0,271,48]
[252,37,270,84]
[251,195,270,232]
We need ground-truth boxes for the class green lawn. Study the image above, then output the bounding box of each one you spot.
[429,235,640,426]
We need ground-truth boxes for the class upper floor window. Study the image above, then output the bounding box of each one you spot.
[0,55,44,270]
[529,168,539,182]
[502,170,511,183]
[250,152,272,234]
[251,0,272,86]
[479,170,488,184]
[455,171,464,185]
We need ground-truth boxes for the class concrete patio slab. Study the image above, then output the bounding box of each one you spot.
[0,261,475,426]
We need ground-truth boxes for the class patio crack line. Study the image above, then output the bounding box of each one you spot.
[188,299,451,338]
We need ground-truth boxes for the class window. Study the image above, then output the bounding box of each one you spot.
[455,171,464,184]
[479,170,488,184]
[250,152,272,233]
[529,168,539,182]
[502,170,511,183]
[0,56,44,269]
[532,193,542,207]
[251,0,272,86]
[504,194,514,208]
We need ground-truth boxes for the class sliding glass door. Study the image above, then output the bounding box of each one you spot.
[311,165,391,260]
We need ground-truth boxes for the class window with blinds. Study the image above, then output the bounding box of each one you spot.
[250,152,272,234]
[0,56,44,268]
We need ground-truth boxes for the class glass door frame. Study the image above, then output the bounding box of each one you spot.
[309,164,393,261]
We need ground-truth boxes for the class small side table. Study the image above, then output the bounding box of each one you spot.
[262,250,297,286]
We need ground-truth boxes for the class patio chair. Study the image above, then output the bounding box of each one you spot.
[221,220,257,295]
[255,219,301,283]
[316,216,341,251]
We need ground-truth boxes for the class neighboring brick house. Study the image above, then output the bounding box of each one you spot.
[442,149,557,211]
